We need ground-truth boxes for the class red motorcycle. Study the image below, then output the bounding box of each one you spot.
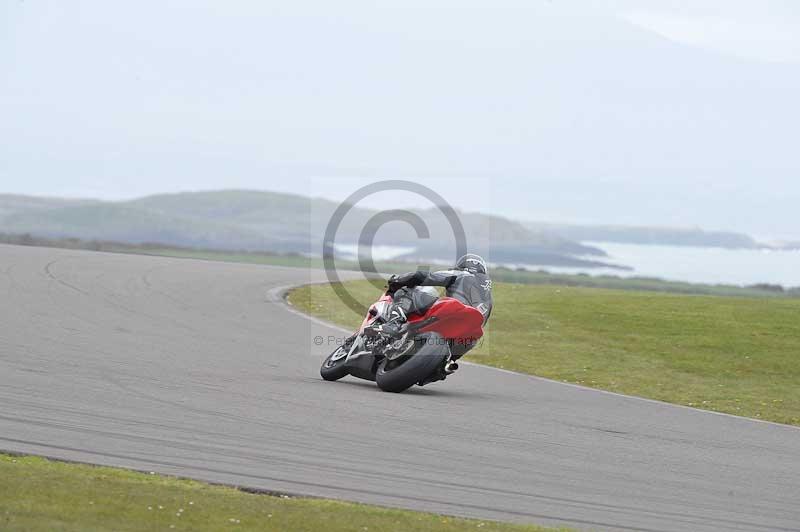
[320,286,485,392]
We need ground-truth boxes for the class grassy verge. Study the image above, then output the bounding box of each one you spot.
[289,281,800,425]
[0,454,563,532]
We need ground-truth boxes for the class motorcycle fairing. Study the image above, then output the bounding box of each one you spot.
[411,297,485,343]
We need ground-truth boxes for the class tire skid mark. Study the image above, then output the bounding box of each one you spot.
[45,259,90,296]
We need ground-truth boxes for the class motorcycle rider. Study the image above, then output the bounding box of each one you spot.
[374,254,493,358]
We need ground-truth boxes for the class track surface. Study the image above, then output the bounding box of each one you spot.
[1,244,799,532]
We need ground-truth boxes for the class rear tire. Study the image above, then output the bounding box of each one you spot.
[320,345,350,381]
[376,332,449,393]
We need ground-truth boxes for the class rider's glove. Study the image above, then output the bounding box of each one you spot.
[387,271,428,294]
[386,274,403,294]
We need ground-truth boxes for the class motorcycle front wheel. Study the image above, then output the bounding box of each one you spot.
[375,332,449,393]
[320,344,350,381]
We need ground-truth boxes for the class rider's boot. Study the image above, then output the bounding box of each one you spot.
[377,307,407,337]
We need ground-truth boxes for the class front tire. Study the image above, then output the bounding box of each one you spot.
[320,345,350,381]
[376,332,449,393]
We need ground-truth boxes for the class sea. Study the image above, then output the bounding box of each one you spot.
[542,242,800,288]
[334,242,800,288]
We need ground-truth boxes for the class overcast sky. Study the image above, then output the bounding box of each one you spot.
[2,0,799,239]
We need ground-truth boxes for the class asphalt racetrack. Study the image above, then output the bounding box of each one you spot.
[1,244,799,531]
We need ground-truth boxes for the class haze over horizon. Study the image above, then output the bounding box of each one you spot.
[3,1,799,240]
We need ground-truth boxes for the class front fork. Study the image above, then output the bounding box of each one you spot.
[343,333,381,381]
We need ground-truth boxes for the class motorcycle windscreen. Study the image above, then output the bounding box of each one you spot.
[416,297,484,341]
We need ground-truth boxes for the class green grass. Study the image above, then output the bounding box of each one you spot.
[0,454,563,532]
[289,281,800,425]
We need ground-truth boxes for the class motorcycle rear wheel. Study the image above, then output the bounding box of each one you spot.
[375,332,449,393]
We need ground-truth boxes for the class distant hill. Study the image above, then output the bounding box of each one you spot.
[526,223,762,249]
[0,190,626,269]
[0,194,99,219]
